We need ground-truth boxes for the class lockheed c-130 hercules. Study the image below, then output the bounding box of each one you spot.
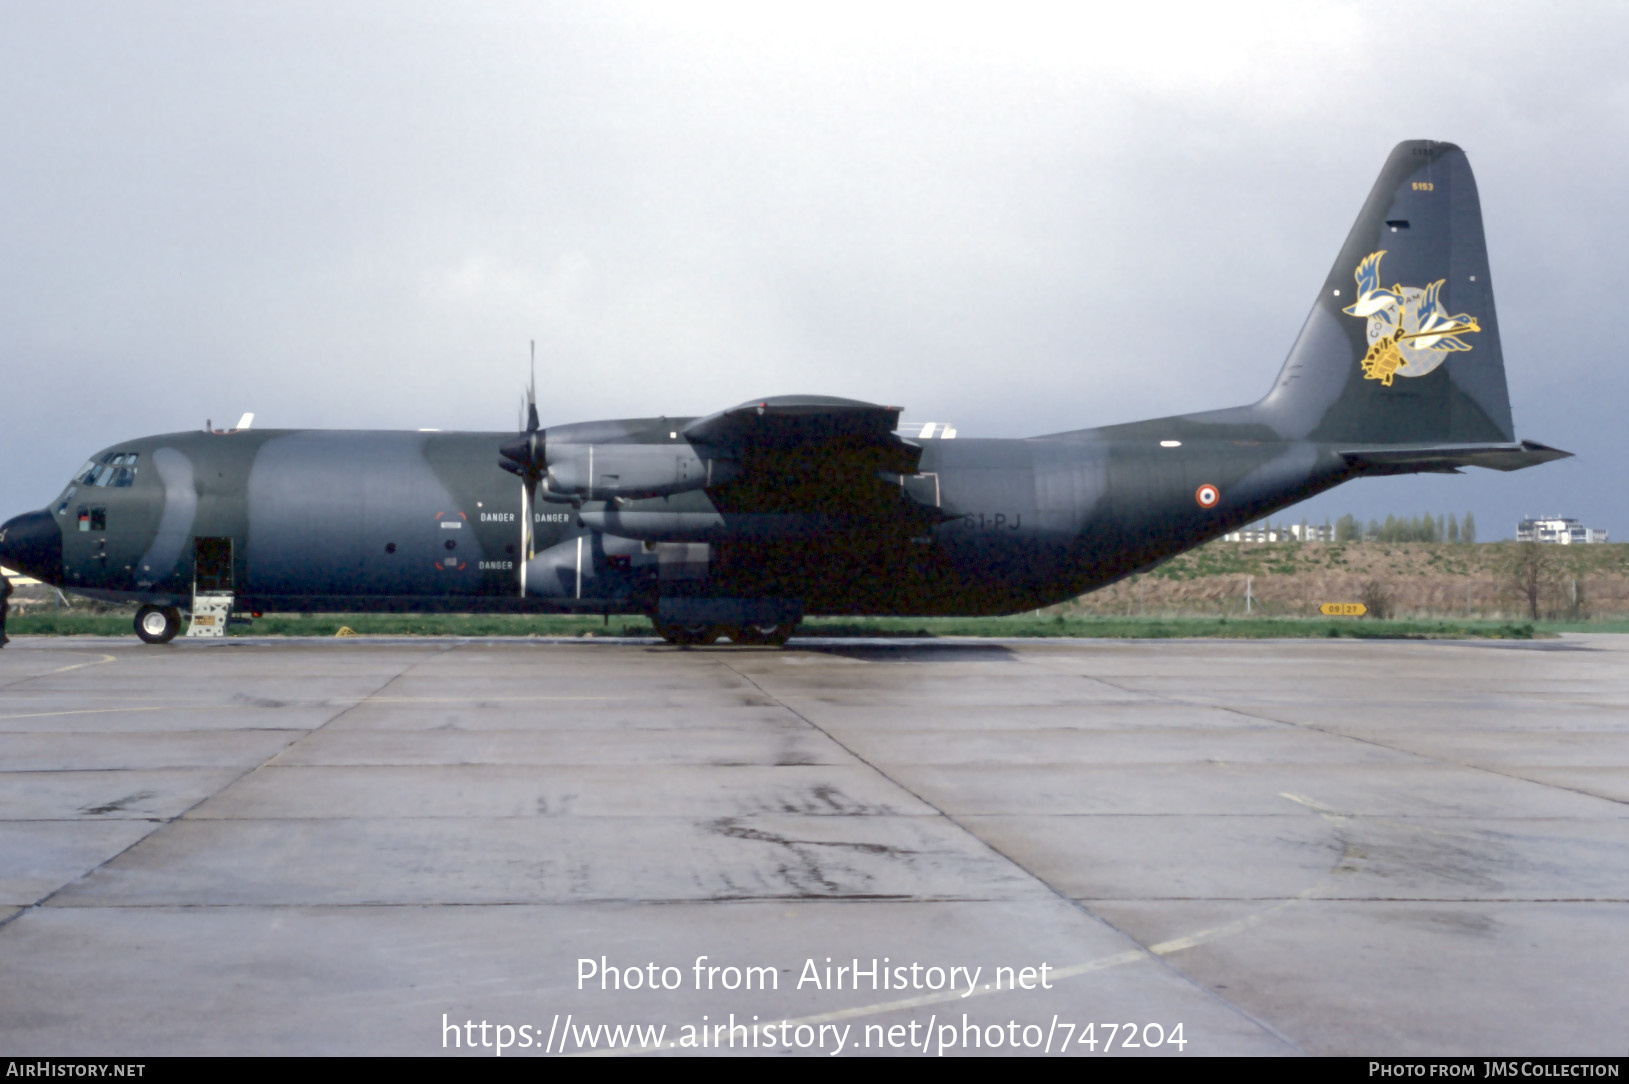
[0,141,1569,645]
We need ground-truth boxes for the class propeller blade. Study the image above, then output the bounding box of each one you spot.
[526,341,540,433]
[508,342,548,595]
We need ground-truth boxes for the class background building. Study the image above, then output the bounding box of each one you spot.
[1223,522,1334,543]
[1516,516,1609,544]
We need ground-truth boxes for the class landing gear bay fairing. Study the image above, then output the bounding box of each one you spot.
[0,142,1568,645]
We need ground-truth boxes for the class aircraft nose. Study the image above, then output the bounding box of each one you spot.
[0,509,63,585]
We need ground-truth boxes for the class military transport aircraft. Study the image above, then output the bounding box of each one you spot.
[0,141,1568,645]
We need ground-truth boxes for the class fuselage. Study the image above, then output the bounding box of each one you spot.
[0,141,1564,641]
[3,410,1354,619]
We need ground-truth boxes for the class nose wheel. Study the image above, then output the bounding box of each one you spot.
[134,605,182,645]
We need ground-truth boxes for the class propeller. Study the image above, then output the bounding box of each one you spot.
[499,344,548,591]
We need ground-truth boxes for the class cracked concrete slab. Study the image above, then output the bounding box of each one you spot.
[1,633,1625,1055]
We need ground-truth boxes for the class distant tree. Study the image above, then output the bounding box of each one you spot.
[1367,519,1381,541]
[1436,515,1445,541]
[1463,512,1477,544]
[1505,541,1556,620]
[1360,579,1394,619]
[1335,514,1360,543]
[1384,515,1398,542]
[1568,577,1588,621]
[1448,514,1460,543]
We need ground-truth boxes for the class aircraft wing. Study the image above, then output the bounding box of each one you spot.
[684,395,922,475]
[571,395,945,541]
[677,396,931,518]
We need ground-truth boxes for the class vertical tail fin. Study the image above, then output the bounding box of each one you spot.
[1258,141,1517,445]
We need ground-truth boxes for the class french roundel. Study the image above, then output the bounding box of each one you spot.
[1195,483,1220,509]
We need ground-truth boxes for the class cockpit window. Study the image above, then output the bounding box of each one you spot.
[56,452,141,515]
[73,452,140,488]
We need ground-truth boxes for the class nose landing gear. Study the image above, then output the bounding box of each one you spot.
[134,605,183,645]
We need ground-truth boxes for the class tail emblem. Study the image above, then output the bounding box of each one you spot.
[1344,251,1480,386]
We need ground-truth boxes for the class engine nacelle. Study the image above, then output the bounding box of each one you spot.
[544,444,739,500]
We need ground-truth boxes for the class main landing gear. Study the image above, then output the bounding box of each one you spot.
[134,605,183,645]
[732,621,797,646]
[653,619,799,647]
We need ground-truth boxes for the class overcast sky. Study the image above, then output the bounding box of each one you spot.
[3,2,1624,538]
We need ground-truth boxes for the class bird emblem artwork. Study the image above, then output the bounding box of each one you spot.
[1341,251,1404,320]
[1343,250,1480,386]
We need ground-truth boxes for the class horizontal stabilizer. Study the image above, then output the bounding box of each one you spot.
[1339,440,1571,475]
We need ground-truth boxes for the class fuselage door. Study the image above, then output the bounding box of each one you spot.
[194,537,234,592]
